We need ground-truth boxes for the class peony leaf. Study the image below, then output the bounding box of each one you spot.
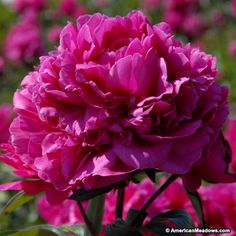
[69,184,114,202]
[60,224,84,235]
[144,222,169,236]
[70,186,112,202]
[185,187,206,227]
[0,225,67,236]
[70,181,127,202]
[125,209,148,227]
[105,219,143,236]
[0,191,34,219]
[145,209,195,236]
[86,194,105,236]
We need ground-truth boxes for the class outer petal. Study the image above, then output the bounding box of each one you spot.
[183,132,236,192]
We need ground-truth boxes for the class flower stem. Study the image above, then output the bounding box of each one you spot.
[86,194,105,236]
[130,174,178,226]
[115,187,125,219]
[77,201,96,236]
[142,174,178,212]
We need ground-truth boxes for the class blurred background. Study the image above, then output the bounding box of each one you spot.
[0,0,236,233]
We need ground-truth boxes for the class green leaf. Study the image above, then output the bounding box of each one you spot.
[185,187,206,227]
[145,209,195,236]
[0,191,34,219]
[144,222,169,236]
[0,225,67,236]
[70,181,127,202]
[125,209,148,227]
[60,224,84,235]
[0,229,39,236]
[0,229,54,236]
[105,219,143,236]
[69,185,114,202]
[85,194,105,236]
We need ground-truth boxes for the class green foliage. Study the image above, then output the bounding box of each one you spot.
[185,187,206,227]
[105,219,143,236]
[0,2,15,43]
[70,184,114,202]
[0,225,85,236]
[125,209,148,227]
[85,195,105,236]
[0,191,34,220]
[145,209,195,236]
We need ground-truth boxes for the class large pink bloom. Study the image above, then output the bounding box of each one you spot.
[56,0,86,18]
[0,11,235,203]
[12,0,47,13]
[158,181,236,235]
[163,0,205,37]
[38,196,86,226]
[231,0,236,18]
[141,0,160,10]
[199,184,236,234]
[228,40,236,57]
[5,11,44,63]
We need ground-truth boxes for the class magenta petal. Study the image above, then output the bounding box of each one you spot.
[183,132,236,192]
[113,140,171,169]
[0,181,23,191]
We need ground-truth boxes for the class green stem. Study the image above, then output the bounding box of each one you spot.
[142,175,178,212]
[115,187,125,219]
[130,175,178,226]
[85,194,105,236]
[77,201,96,236]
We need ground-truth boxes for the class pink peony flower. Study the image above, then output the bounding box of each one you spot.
[4,11,44,63]
[141,0,160,10]
[0,11,235,203]
[0,104,14,143]
[164,10,184,32]
[162,181,236,235]
[57,0,86,18]
[211,10,225,26]
[198,183,236,235]
[47,26,64,43]
[228,40,236,57]
[163,0,200,14]
[182,14,205,38]
[94,0,110,7]
[13,0,47,13]
[38,196,86,226]
[225,118,236,172]
[231,0,236,18]
[163,0,204,37]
